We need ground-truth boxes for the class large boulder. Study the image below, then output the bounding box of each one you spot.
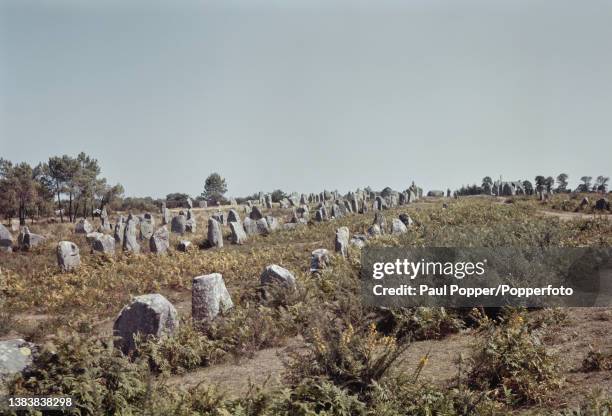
[150,226,170,254]
[243,217,269,236]
[229,221,247,245]
[310,248,330,272]
[0,224,13,253]
[335,227,350,258]
[373,212,387,233]
[265,216,279,231]
[207,218,223,248]
[399,214,414,227]
[75,218,94,234]
[249,206,264,220]
[0,339,34,380]
[260,264,296,289]
[192,273,234,324]
[367,224,382,238]
[113,294,179,355]
[57,241,80,272]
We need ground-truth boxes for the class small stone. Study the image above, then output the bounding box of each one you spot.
[177,240,192,252]
[260,264,296,289]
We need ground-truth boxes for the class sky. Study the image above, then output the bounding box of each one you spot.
[1,0,611,198]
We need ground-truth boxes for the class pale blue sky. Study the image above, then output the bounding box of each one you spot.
[1,0,611,198]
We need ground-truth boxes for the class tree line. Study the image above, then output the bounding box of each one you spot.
[456,174,609,196]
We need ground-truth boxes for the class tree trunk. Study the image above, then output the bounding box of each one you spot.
[69,193,73,222]
[57,187,63,223]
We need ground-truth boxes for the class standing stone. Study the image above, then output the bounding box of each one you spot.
[300,194,307,205]
[150,226,170,254]
[0,339,34,379]
[91,233,115,254]
[579,197,589,209]
[297,205,310,221]
[265,194,273,209]
[265,215,279,231]
[260,264,296,289]
[212,211,225,225]
[100,208,112,232]
[229,221,247,244]
[310,249,330,272]
[114,216,126,246]
[192,273,234,324]
[391,218,408,235]
[227,209,240,223]
[113,294,179,355]
[373,212,387,233]
[171,213,187,234]
[57,241,80,272]
[140,213,155,240]
[249,206,264,220]
[399,214,414,227]
[186,215,197,233]
[0,224,13,253]
[18,227,45,250]
[75,218,94,234]
[161,204,171,225]
[335,227,350,258]
[187,198,193,209]
[123,216,140,253]
[177,240,192,252]
[207,218,223,248]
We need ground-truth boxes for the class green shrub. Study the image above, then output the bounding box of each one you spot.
[467,312,562,405]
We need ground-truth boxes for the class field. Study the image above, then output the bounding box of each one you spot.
[1,196,611,415]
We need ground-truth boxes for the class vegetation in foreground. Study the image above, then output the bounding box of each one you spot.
[1,198,611,415]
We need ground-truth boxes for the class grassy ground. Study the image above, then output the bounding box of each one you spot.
[0,196,611,415]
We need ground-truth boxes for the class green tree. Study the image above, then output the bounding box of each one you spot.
[165,193,190,208]
[522,180,533,195]
[201,173,227,205]
[556,173,569,192]
[544,176,554,193]
[0,160,48,225]
[270,189,287,203]
[534,176,546,193]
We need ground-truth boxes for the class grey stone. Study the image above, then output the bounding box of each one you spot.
[75,218,94,234]
[57,241,80,272]
[335,227,350,257]
[100,208,112,232]
[310,248,330,272]
[0,224,13,253]
[265,194,273,209]
[0,339,34,379]
[399,214,414,227]
[227,209,240,223]
[171,214,187,234]
[91,233,115,254]
[211,211,225,225]
[192,273,234,324]
[113,294,179,355]
[265,215,279,231]
[185,217,197,233]
[260,264,296,289]
[427,190,445,197]
[207,218,223,248]
[18,227,45,250]
[161,206,171,225]
[243,217,270,236]
[249,206,264,220]
[123,216,140,253]
[140,213,155,240]
[114,216,126,246]
[373,212,387,233]
[229,221,248,244]
[150,226,170,254]
[391,218,408,235]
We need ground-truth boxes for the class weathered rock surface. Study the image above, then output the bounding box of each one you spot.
[57,241,80,272]
[91,233,116,254]
[171,214,187,234]
[192,273,234,324]
[391,218,408,235]
[335,227,350,257]
[207,218,223,248]
[113,293,179,355]
[310,248,330,272]
[0,339,34,379]
[0,224,13,252]
[150,226,170,254]
[75,218,94,234]
[177,240,192,252]
[260,264,296,289]
[229,221,247,244]
[123,216,140,253]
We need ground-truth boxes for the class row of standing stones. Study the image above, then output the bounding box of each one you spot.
[0,188,421,379]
